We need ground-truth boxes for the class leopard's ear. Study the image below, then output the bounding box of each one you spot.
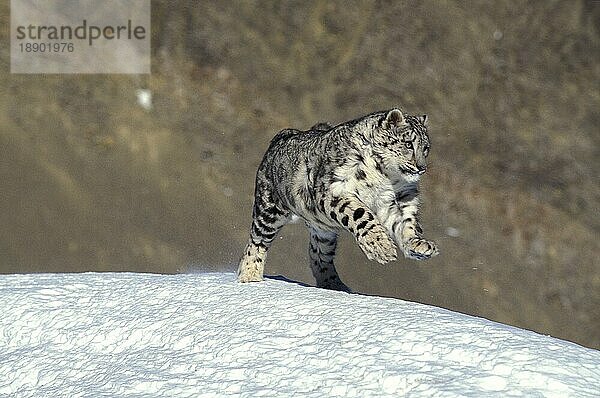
[420,115,428,125]
[382,109,408,129]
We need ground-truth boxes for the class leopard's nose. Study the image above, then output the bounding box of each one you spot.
[417,166,427,175]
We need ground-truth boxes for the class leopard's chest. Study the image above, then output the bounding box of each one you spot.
[329,159,395,213]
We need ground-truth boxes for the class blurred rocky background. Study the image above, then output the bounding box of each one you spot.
[1,1,598,348]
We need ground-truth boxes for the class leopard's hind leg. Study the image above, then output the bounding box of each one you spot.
[308,226,350,292]
[238,181,291,283]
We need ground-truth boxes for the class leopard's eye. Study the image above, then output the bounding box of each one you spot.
[404,142,413,149]
[423,146,430,156]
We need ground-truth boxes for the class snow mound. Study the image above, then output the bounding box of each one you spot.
[0,272,598,397]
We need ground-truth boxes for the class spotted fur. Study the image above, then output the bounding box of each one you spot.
[238,109,439,290]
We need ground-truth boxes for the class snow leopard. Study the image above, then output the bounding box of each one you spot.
[238,108,438,291]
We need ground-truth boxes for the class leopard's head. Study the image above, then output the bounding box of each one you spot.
[365,109,431,181]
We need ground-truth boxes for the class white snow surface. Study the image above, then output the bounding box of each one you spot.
[1,272,599,397]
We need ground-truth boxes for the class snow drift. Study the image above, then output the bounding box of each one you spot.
[0,272,598,397]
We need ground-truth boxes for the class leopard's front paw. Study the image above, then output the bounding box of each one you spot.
[357,225,397,264]
[403,237,439,260]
